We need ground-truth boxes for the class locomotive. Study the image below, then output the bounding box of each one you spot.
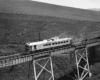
[25,37,72,52]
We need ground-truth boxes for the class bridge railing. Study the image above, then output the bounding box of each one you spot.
[0,54,33,68]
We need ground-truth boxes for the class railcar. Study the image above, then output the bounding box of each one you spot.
[25,37,72,52]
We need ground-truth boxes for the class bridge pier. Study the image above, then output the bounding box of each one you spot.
[33,56,54,80]
[75,48,91,80]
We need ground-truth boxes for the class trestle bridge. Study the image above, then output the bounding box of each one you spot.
[0,37,100,80]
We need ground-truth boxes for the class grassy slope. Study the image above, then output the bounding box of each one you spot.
[0,13,100,45]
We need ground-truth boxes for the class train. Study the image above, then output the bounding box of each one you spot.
[25,37,72,52]
[25,35,100,53]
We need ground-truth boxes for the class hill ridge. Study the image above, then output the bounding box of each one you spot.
[0,0,100,21]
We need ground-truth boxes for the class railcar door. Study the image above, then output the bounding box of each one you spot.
[34,45,37,50]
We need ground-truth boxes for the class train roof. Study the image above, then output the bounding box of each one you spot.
[26,37,71,46]
[26,40,47,45]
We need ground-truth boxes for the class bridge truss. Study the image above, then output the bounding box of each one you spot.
[33,56,54,80]
[75,47,91,80]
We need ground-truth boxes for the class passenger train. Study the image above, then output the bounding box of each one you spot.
[25,37,72,52]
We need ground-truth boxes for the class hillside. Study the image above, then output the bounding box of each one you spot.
[0,0,100,21]
[0,12,100,45]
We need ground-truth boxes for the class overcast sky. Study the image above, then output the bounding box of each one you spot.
[31,0,100,9]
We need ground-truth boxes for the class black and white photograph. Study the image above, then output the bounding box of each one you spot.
[0,0,100,80]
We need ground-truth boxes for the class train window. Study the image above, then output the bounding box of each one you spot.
[55,43,57,44]
[58,42,60,44]
[61,42,63,43]
[43,44,45,46]
[46,44,50,46]
[59,42,61,44]
[46,44,48,46]
[45,44,48,46]
[52,43,55,45]
[65,41,68,43]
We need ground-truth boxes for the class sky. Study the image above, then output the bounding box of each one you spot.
[31,0,100,9]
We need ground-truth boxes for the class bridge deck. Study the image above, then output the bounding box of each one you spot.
[0,37,100,68]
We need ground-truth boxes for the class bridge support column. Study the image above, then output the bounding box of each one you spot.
[33,56,54,80]
[75,48,91,80]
